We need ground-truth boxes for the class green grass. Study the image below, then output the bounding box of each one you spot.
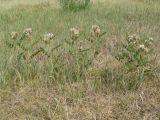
[0,0,160,119]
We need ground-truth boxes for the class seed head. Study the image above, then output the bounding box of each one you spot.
[128,34,139,43]
[23,28,32,41]
[145,37,154,46]
[23,28,32,36]
[43,33,54,44]
[149,37,153,41]
[70,28,79,39]
[11,32,18,39]
[139,44,145,49]
[91,25,101,36]
[139,44,149,52]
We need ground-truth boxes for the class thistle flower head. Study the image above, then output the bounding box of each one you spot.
[92,25,100,31]
[91,25,101,36]
[128,34,139,43]
[139,44,145,49]
[145,37,154,45]
[11,32,18,39]
[149,37,153,41]
[23,28,32,35]
[70,27,79,39]
[139,44,149,52]
[43,33,54,44]
[23,28,32,41]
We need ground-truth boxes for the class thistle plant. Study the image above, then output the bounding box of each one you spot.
[6,28,59,80]
[60,26,105,82]
[115,34,157,87]
[117,35,153,69]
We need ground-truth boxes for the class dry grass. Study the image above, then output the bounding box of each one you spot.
[0,78,159,120]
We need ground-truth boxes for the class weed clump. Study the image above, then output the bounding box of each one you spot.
[116,34,155,73]
[101,34,157,90]
[59,0,91,11]
[113,34,157,89]
[5,26,158,90]
[5,25,105,84]
[6,28,57,81]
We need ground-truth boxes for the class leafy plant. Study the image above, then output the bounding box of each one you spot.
[6,28,59,81]
[5,25,105,85]
[59,0,91,11]
[114,34,157,89]
[54,26,105,82]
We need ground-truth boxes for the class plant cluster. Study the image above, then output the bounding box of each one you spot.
[116,34,155,73]
[5,26,157,90]
[59,0,91,11]
[113,34,157,89]
[5,25,104,84]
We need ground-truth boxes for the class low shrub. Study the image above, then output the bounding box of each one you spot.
[59,0,91,11]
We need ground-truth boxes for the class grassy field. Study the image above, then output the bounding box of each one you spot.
[0,0,160,119]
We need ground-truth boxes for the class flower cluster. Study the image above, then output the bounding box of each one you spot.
[11,32,18,40]
[23,28,32,41]
[145,37,154,46]
[116,34,154,72]
[43,33,54,44]
[114,34,157,89]
[9,28,56,63]
[91,25,101,37]
[70,27,79,39]
[126,34,153,53]
[138,44,149,53]
[127,34,139,43]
